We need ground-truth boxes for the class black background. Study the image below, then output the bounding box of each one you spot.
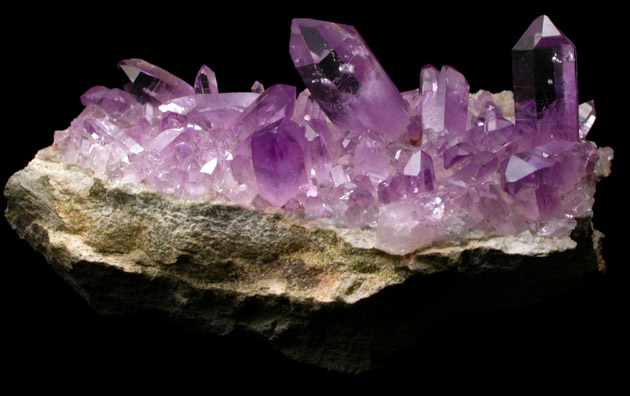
[2,3,626,389]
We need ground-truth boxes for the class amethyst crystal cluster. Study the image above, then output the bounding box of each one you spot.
[53,16,612,255]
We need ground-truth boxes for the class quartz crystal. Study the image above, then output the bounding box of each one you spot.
[52,16,612,255]
[289,18,410,140]
[512,15,578,143]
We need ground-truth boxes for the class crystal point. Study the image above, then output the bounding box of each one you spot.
[119,59,195,104]
[251,119,306,208]
[512,15,578,143]
[194,65,219,94]
[420,65,469,136]
[237,84,296,141]
[290,18,409,140]
[578,101,596,139]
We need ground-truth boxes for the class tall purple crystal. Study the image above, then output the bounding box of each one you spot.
[289,18,409,140]
[512,15,578,142]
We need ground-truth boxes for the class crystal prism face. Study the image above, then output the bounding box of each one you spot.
[52,17,612,256]
[512,15,578,143]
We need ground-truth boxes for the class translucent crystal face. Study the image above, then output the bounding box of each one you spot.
[52,16,612,256]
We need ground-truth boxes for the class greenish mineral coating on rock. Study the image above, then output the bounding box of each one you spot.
[4,146,606,373]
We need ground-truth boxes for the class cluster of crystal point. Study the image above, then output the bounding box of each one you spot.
[53,16,612,255]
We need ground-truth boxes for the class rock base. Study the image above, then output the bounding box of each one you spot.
[4,147,605,373]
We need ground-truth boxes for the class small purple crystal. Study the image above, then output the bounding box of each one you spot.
[377,149,435,204]
[578,101,596,139]
[194,65,219,94]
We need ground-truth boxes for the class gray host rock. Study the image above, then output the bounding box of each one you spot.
[5,145,607,373]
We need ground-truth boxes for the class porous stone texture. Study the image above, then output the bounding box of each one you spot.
[5,146,605,373]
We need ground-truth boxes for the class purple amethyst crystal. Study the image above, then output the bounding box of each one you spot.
[289,18,410,140]
[377,148,435,204]
[194,65,219,94]
[251,119,306,208]
[578,101,596,139]
[119,59,195,104]
[512,15,578,143]
[237,85,296,141]
[420,65,469,136]
[50,16,611,256]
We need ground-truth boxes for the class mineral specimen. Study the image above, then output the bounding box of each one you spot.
[47,16,611,256]
[4,15,613,373]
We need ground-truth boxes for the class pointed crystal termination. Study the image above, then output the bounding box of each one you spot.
[237,84,296,141]
[512,15,578,142]
[578,101,596,139]
[194,65,219,94]
[378,150,435,204]
[421,65,470,135]
[251,81,265,94]
[251,119,306,208]
[289,18,409,140]
[119,59,195,104]
[420,65,444,134]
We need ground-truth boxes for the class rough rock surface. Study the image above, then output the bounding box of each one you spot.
[4,146,605,373]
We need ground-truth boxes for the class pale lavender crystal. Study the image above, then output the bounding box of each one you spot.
[160,92,259,115]
[194,65,219,94]
[451,152,498,183]
[420,65,443,134]
[377,150,435,204]
[578,101,596,139]
[251,81,265,94]
[237,84,296,141]
[472,101,510,133]
[353,131,391,183]
[444,143,475,169]
[375,192,447,255]
[499,140,598,220]
[330,164,350,186]
[304,134,333,185]
[502,140,575,196]
[420,65,469,136]
[512,15,578,142]
[251,119,306,208]
[442,66,470,135]
[81,86,142,123]
[49,16,610,257]
[289,18,409,140]
[119,59,195,103]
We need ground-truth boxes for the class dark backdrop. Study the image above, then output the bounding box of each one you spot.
[2,3,625,388]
